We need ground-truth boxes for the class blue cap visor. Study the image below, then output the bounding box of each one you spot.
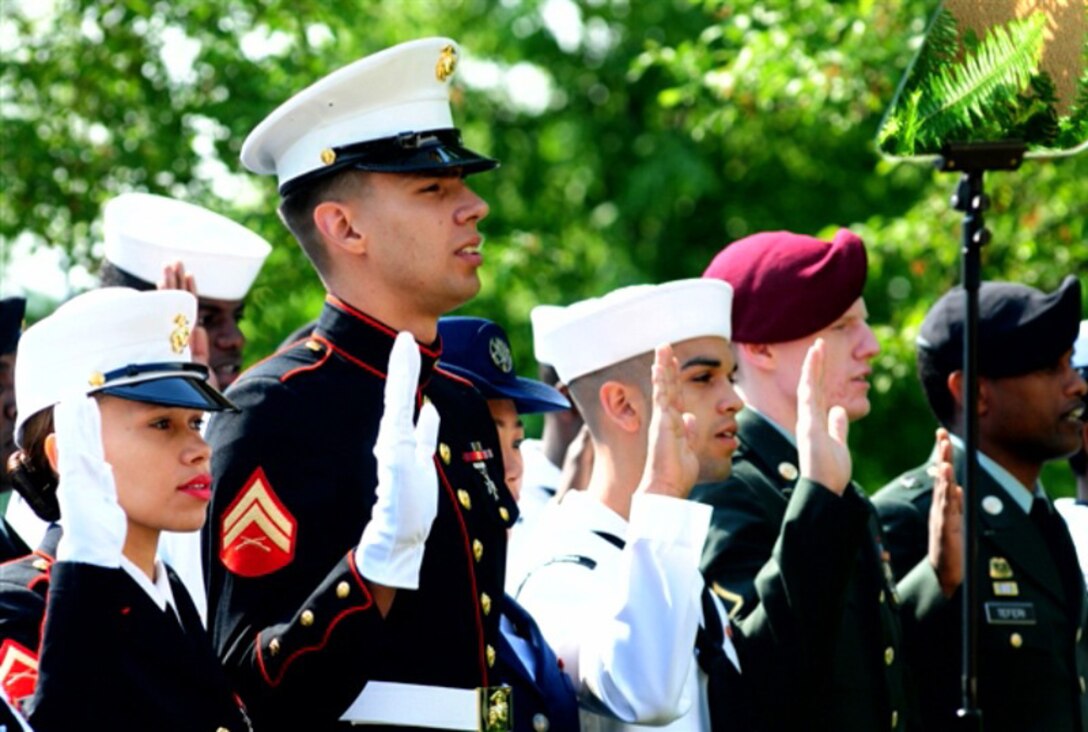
[443,362,570,415]
[93,362,237,412]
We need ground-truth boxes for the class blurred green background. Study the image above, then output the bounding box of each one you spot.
[1,0,1085,494]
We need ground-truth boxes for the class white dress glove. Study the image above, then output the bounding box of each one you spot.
[356,332,442,589]
[54,396,127,566]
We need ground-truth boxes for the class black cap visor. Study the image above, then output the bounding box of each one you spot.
[93,362,238,412]
[280,128,498,196]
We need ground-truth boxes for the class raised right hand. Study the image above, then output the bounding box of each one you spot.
[356,332,441,590]
[54,396,127,565]
[796,338,851,494]
[635,343,699,500]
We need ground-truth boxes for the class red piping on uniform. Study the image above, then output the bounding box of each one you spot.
[255,554,374,688]
[324,340,387,380]
[27,574,48,593]
[280,334,334,383]
[237,337,310,379]
[327,295,442,359]
[435,458,488,685]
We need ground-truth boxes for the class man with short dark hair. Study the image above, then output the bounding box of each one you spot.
[513,278,879,731]
[98,193,271,389]
[874,277,1088,731]
[205,38,514,731]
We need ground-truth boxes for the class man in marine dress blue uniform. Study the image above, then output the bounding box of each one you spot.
[204,38,517,731]
[873,277,1088,731]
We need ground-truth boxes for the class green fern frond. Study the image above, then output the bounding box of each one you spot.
[903,7,959,96]
[914,11,1047,144]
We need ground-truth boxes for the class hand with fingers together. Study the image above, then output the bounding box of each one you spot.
[53,396,127,567]
[927,427,964,596]
[796,338,851,495]
[636,343,700,501]
[357,332,442,597]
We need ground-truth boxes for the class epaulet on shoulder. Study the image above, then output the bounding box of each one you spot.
[280,334,333,383]
[434,365,475,389]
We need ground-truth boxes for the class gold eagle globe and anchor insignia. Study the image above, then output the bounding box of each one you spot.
[478,685,513,732]
[435,44,457,82]
[488,337,514,374]
[170,314,192,354]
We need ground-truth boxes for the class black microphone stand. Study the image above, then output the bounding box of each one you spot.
[935,140,1026,732]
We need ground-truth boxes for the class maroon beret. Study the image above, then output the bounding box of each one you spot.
[702,228,868,343]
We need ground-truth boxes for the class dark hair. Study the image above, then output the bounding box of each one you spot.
[98,261,155,291]
[916,346,958,428]
[277,170,370,275]
[5,408,60,522]
[537,363,560,388]
[567,352,654,439]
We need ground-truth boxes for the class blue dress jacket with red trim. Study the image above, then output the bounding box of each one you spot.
[27,561,252,732]
[0,524,60,713]
[205,297,516,731]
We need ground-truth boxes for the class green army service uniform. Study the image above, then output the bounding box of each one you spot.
[692,408,947,731]
[874,446,1088,732]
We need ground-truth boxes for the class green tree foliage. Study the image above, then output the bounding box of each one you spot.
[1,0,1085,493]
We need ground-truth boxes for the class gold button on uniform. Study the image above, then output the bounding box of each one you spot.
[884,647,894,666]
[336,581,350,599]
[1009,632,1023,648]
[217,727,230,732]
[1077,628,1083,643]
[499,507,510,522]
[878,590,885,604]
[480,592,492,616]
[32,558,48,572]
[1080,676,1086,694]
[532,713,550,732]
[458,489,472,509]
[486,644,496,667]
[890,710,899,728]
[305,339,322,351]
[269,638,281,656]
[473,539,483,562]
[300,610,314,627]
[440,443,452,465]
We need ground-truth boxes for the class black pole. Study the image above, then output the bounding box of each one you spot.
[936,141,1025,732]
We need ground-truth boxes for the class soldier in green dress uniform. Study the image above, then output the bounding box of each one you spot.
[873,277,1088,732]
[696,229,964,732]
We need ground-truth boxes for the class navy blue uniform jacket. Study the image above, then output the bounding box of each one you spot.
[205,297,516,731]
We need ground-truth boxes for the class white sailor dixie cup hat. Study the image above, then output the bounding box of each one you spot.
[13,288,236,447]
[1074,319,1088,370]
[532,279,734,385]
[241,37,498,195]
[103,193,272,301]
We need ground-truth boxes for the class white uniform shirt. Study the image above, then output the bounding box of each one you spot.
[1054,497,1088,588]
[506,438,561,592]
[512,490,737,731]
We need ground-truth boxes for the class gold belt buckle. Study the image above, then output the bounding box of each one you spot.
[476,685,513,732]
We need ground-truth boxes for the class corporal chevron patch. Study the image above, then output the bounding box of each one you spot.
[0,638,38,706]
[220,467,297,577]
